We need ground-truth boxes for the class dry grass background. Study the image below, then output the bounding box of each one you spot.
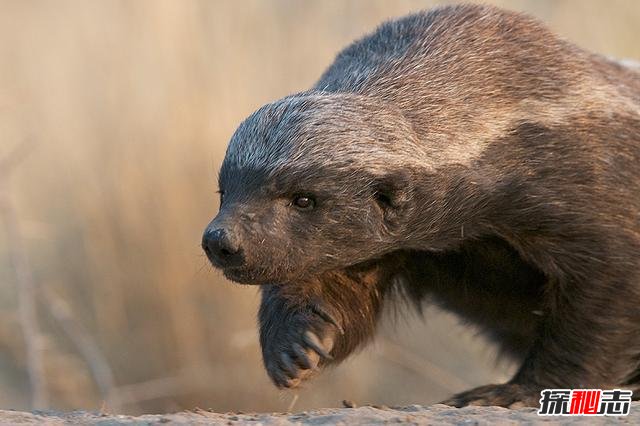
[0,0,638,415]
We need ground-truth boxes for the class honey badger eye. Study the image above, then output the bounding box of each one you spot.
[292,195,315,210]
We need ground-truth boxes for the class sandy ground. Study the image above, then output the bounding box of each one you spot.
[2,403,639,425]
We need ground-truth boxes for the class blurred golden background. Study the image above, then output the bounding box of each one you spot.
[0,0,638,415]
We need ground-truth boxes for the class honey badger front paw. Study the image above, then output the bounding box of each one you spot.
[441,383,539,408]
[261,303,342,389]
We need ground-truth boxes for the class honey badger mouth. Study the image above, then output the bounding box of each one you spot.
[221,265,273,285]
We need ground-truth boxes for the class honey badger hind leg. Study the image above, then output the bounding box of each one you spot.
[441,383,537,408]
[441,233,640,407]
[401,239,547,407]
[395,235,640,408]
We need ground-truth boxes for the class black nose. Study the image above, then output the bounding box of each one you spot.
[202,227,243,267]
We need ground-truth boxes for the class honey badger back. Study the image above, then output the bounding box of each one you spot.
[202,4,640,407]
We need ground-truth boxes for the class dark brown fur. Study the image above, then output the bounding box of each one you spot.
[203,5,640,407]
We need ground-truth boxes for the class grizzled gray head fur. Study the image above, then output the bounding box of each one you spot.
[202,91,423,284]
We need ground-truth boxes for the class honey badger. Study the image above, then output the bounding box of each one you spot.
[202,4,640,407]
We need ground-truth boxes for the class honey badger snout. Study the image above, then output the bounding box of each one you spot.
[202,225,244,268]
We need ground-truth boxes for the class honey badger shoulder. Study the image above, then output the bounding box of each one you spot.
[203,4,640,407]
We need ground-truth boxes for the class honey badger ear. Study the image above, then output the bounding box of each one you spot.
[372,170,413,224]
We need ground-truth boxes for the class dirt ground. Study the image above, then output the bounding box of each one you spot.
[2,403,639,425]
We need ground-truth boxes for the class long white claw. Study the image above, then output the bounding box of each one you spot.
[303,330,333,360]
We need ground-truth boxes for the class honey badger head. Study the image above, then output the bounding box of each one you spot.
[202,91,424,284]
